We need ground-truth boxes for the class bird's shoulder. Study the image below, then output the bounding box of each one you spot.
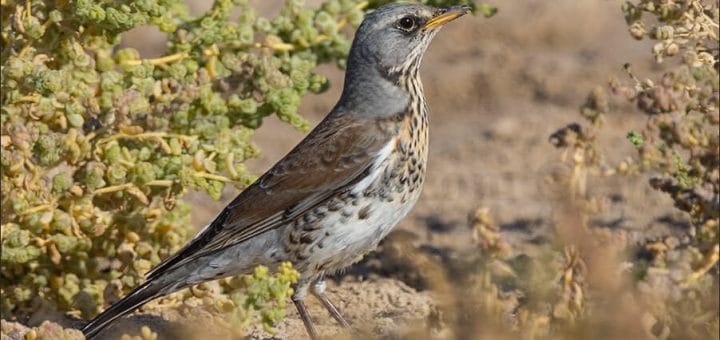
[224,112,399,224]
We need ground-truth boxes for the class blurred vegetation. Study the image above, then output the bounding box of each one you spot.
[551,0,718,290]
[1,319,85,340]
[544,0,718,338]
[0,0,491,336]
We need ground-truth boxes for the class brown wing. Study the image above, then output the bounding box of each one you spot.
[146,113,395,279]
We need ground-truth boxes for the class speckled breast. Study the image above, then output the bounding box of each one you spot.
[283,105,430,275]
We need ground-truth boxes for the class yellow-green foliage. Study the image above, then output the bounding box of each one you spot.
[225,262,300,334]
[0,0,489,328]
[2,320,85,340]
[0,0,360,320]
[119,326,157,340]
[141,262,299,336]
[0,0,367,320]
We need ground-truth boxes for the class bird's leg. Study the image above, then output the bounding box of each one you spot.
[293,298,319,340]
[311,279,351,329]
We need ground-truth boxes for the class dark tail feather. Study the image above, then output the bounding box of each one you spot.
[82,280,164,339]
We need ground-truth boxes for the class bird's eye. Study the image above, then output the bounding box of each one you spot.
[397,16,416,31]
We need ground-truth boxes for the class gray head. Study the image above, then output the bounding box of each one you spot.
[348,3,470,79]
[338,3,470,115]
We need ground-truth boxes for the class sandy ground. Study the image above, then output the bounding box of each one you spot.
[4,1,687,339]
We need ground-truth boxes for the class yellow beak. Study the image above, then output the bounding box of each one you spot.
[423,5,471,30]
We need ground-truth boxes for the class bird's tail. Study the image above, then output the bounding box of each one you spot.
[82,279,165,339]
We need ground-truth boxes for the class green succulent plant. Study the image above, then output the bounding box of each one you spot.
[0,0,488,333]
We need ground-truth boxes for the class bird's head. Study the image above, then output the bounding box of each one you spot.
[347,3,470,79]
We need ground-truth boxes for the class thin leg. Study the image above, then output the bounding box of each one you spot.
[311,280,352,329]
[293,299,319,340]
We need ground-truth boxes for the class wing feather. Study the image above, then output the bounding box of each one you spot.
[146,114,395,279]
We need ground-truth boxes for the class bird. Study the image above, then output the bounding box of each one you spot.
[82,3,470,339]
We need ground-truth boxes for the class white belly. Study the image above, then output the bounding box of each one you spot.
[307,195,419,273]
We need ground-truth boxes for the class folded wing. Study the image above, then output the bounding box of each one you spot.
[145,113,395,279]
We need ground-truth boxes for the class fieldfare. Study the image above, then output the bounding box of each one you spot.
[82,3,470,339]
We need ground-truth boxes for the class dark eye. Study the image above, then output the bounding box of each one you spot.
[397,16,416,31]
